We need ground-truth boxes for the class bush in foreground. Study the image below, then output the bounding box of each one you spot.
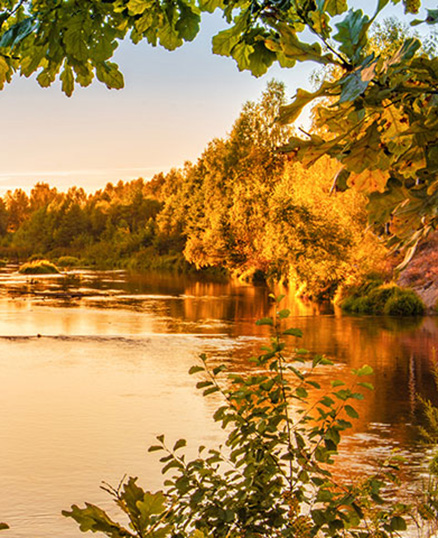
[62,300,438,538]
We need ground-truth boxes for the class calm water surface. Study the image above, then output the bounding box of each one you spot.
[1,267,437,537]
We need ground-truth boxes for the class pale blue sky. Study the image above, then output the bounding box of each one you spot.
[0,3,433,194]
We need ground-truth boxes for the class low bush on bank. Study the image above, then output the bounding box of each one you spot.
[341,282,425,316]
[18,260,60,275]
[57,256,81,268]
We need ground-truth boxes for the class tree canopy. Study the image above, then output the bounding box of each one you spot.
[0,0,437,256]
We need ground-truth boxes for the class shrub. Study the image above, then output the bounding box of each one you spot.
[57,256,81,268]
[341,283,425,316]
[63,302,428,537]
[383,289,425,316]
[344,295,374,314]
[18,260,60,275]
[367,285,399,313]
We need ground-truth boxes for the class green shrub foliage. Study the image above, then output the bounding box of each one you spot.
[18,259,59,274]
[63,302,434,538]
[341,284,425,316]
[383,290,425,316]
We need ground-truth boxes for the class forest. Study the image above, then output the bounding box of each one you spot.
[0,81,400,303]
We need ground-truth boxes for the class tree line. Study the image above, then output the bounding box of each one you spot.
[0,81,388,300]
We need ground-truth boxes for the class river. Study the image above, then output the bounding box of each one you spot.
[0,267,437,537]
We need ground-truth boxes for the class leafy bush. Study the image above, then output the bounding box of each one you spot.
[63,301,430,538]
[18,259,60,275]
[383,290,425,316]
[343,295,374,314]
[341,283,425,316]
[57,256,81,268]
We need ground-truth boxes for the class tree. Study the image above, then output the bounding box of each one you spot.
[1,0,436,256]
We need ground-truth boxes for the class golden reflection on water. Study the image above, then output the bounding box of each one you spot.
[0,269,437,536]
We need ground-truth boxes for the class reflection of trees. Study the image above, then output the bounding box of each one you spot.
[3,267,437,458]
[175,283,438,454]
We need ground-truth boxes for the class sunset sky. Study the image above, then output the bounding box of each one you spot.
[0,4,432,194]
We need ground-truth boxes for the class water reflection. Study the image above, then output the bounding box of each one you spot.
[0,268,437,536]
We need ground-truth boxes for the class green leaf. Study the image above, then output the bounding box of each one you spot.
[96,61,124,90]
[173,438,187,451]
[246,41,276,77]
[331,380,345,387]
[198,0,225,12]
[158,21,182,51]
[278,87,322,125]
[277,308,290,319]
[320,396,335,407]
[176,4,200,41]
[37,69,57,88]
[148,445,163,452]
[339,60,376,103]
[358,381,374,390]
[0,56,9,89]
[212,16,247,57]
[326,0,348,16]
[390,516,407,531]
[354,364,373,376]
[367,179,407,225]
[344,404,359,418]
[196,380,212,389]
[313,355,333,366]
[64,16,89,62]
[256,317,274,326]
[62,503,128,536]
[426,9,438,24]
[0,17,37,48]
[203,386,220,396]
[162,459,183,474]
[296,387,308,398]
[307,380,321,389]
[283,327,303,337]
[333,9,370,62]
[189,365,204,375]
[309,10,331,38]
[273,23,330,65]
[127,0,150,15]
[60,63,74,97]
[316,488,334,502]
[342,123,382,174]
[136,491,167,521]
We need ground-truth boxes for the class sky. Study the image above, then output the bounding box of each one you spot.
[0,3,433,195]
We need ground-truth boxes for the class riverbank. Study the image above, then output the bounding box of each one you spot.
[398,231,438,313]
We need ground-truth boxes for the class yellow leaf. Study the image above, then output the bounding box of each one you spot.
[0,56,9,89]
[348,169,389,193]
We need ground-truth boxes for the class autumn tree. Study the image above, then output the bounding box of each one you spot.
[1,0,436,258]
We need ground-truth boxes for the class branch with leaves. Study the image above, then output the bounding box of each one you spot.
[63,299,432,538]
